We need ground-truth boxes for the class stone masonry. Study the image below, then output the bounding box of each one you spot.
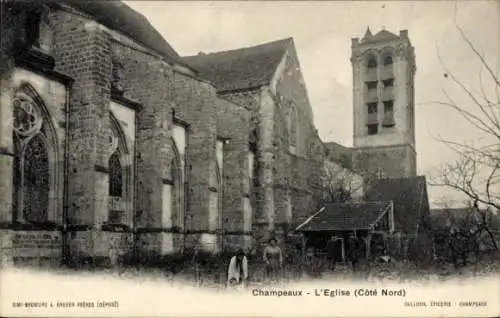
[0,0,343,266]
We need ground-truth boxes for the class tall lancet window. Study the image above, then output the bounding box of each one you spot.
[210,139,224,238]
[12,86,56,223]
[109,149,123,197]
[171,142,183,230]
[209,161,222,232]
[288,105,299,154]
[107,132,122,224]
[108,114,130,224]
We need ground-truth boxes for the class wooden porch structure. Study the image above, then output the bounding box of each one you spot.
[295,201,395,262]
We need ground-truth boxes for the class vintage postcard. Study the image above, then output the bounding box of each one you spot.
[0,0,499,317]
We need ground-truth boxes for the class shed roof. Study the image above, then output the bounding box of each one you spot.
[297,201,392,232]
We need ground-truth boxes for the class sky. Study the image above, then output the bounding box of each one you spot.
[125,0,499,208]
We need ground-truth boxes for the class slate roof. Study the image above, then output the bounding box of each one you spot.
[362,29,400,44]
[297,201,392,232]
[182,38,292,92]
[364,176,430,234]
[59,0,184,65]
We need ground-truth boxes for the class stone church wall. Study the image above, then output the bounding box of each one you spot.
[273,44,325,231]
[111,39,173,257]
[11,231,62,267]
[173,72,218,251]
[51,8,115,262]
[0,2,330,266]
[215,97,251,251]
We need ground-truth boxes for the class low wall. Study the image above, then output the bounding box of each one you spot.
[1,230,63,267]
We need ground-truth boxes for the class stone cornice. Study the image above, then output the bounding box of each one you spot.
[0,221,63,231]
[15,49,74,86]
[111,90,143,112]
[353,143,416,153]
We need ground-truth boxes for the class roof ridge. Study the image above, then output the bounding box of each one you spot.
[182,37,294,92]
[60,0,182,63]
[295,206,325,231]
[184,37,293,58]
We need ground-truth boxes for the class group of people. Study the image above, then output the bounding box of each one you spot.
[226,238,284,288]
[219,235,366,289]
[325,235,364,272]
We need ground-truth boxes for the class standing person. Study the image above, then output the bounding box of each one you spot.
[192,244,204,287]
[304,247,314,278]
[227,249,249,290]
[347,234,360,272]
[290,243,304,280]
[325,237,337,272]
[263,238,283,282]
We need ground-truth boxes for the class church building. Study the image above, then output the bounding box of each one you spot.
[0,0,324,266]
[0,1,430,268]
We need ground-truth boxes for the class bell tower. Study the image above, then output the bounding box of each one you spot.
[351,28,417,179]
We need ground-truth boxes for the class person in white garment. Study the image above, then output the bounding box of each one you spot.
[227,249,248,289]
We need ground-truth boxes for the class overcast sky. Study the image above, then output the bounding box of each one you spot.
[125,0,499,208]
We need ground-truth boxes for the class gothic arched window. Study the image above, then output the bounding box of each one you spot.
[108,113,133,225]
[12,89,54,223]
[108,151,123,197]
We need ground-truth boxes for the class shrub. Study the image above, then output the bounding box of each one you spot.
[67,255,112,269]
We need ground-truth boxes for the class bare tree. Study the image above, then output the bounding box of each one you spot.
[434,203,498,268]
[428,14,500,211]
[321,160,364,204]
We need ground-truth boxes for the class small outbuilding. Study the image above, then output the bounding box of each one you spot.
[295,201,395,262]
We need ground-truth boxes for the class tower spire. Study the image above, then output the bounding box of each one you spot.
[364,26,373,39]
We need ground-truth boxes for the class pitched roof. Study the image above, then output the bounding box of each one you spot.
[296,201,392,232]
[364,176,430,234]
[182,38,292,92]
[362,29,400,44]
[60,0,183,65]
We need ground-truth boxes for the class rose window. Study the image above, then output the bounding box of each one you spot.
[13,95,42,137]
